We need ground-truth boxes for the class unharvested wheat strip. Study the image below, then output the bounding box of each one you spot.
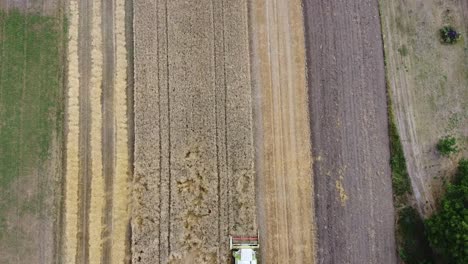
[64,0,80,263]
[111,0,130,262]
[88,0,105,262]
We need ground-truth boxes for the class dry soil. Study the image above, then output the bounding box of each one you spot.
[249,0,317,263]
[303,0,397,263]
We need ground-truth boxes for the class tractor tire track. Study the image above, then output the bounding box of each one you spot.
[101,0,116,261]
[76,0,92,262]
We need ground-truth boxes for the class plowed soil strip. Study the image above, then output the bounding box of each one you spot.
[250,0,316,263]
[87,0,104,261]
[303,0,396,262]
[63,0,80,262]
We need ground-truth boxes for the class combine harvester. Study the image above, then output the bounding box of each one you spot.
[229,234,260,264]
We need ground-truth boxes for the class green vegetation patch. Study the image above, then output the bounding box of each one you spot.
[397,206,434,264]
[387,100,412,196]
[439,26,461,45]
[386,89,433,263]
[0,10,64,235]
[436,135,459,157]
[425,159,468,264]
[398,44,409,56]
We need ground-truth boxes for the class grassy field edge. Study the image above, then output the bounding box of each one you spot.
[378,2,434,262]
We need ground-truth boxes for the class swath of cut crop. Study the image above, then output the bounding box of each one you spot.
[63,0,80,263]
[111,0,130,262]
[87,0,105,262]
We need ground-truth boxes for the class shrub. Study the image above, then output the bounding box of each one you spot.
[425,159,468,264]
[440,26,461,44]
[398,206,434,264]
[398,45,408,56]
[436,136,458,156]
[388,107,412,196]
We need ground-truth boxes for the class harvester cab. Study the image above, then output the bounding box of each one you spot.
[229,234,259,264]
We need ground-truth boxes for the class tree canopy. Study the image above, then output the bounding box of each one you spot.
[425,159,468,264]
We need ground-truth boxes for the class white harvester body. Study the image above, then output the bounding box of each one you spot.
[229,235,259,264]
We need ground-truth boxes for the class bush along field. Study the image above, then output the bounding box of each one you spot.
[425,159,468,264]
[387,92,434,263]
[380,0,467,262]
[388,99,467,263]
[0,10,65,262]
[436,135,459,157]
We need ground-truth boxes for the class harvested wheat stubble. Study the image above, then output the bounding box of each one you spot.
[249,0,316,263]
[111,0,131,262]
[63,0,80,263]
[87,0,104,262]
[132,0,256,263]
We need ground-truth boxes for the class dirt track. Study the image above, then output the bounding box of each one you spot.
[303,0,397,263]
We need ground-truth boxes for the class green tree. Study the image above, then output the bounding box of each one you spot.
[437,136,458,156]
[425,159,468,264]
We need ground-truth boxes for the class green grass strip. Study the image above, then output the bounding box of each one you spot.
[387,94,412,197]
[0,10,63,237]
[0,10,61,187]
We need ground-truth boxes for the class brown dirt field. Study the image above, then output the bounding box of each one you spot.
[380,0,468,217]
[62,0,131,263]
[249,0,316,263]
[132,0,256,263]
[303,0,397,263]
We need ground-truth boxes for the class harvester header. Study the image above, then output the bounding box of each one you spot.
[229,234,260,264]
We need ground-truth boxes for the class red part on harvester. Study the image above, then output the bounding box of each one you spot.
[232,237,258,240]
